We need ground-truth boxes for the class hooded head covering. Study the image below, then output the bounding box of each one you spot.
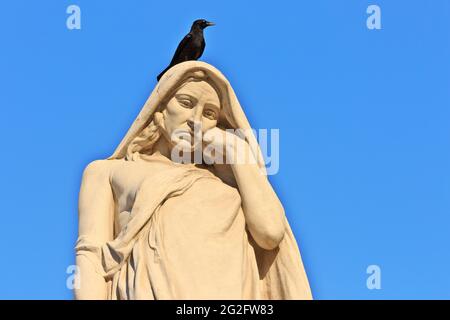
[108,60,266,173]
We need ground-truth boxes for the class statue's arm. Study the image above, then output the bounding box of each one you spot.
[231,157,286,250]
[204,127,286,250]
[75,160,114,300]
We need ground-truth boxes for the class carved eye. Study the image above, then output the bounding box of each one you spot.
[203,109,217,120]
[177,96,194,109]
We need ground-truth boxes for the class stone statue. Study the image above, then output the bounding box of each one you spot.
[75,61,312,300]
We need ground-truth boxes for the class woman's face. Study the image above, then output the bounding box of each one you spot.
[161,80,221,150]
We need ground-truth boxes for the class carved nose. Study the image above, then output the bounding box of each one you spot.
[187,118,202,134]
[188,110,202,128]
[187,119,194,131]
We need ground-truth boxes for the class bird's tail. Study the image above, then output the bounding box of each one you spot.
[156,65,172,81]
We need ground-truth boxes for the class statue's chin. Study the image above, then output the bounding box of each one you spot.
[174,138,194,151]
[169,136,197,156]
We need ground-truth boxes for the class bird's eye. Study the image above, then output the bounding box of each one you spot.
[203,109,217,120]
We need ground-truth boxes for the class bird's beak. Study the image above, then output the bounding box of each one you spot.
[206,21,215,27]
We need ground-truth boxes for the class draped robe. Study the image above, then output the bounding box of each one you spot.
[75,152,312,299]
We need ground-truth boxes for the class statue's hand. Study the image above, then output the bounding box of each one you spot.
[202,127,249,165]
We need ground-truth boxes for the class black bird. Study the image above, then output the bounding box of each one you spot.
[157,19,215,81]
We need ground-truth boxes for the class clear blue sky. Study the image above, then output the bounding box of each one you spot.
[0,0,449,299]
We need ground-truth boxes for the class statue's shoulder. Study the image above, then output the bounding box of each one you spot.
[82,159,123,179]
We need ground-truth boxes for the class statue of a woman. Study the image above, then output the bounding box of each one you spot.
[75,61,312,300]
